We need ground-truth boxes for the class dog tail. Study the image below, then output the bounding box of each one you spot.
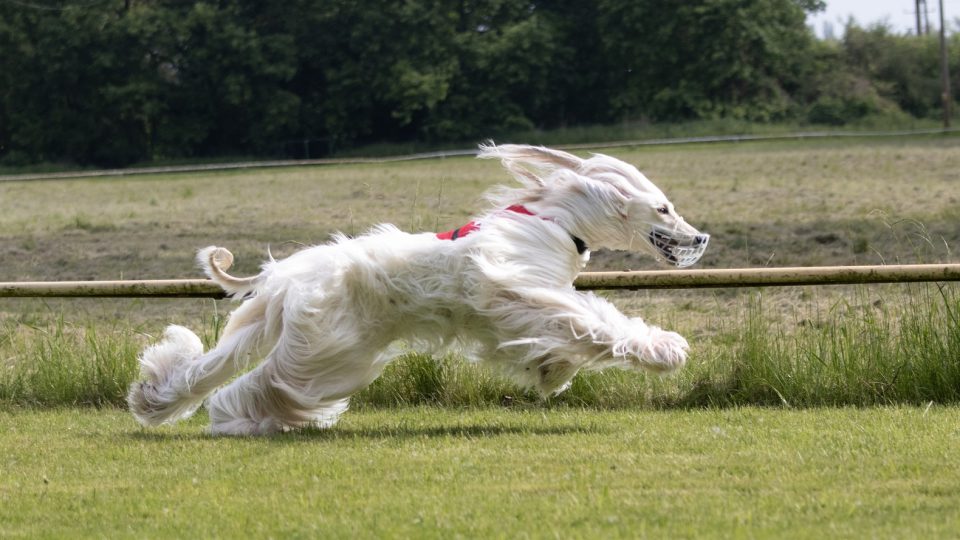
[128,320,265,427]
[197,246,261,297]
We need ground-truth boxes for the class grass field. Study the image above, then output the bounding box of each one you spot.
[2,133,959,285]
[2,406,959,538]
[1,133,958,404]
[1,135,959,536]
[2,282,958,409]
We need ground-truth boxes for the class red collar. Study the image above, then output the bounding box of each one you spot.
[436,205,588,254]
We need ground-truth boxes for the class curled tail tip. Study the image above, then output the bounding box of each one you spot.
[197,246,234,275]
[196,246,259,296]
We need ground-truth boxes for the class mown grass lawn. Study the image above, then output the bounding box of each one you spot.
[2,406,958,538]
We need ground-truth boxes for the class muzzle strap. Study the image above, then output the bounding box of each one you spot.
[571,235,588,255]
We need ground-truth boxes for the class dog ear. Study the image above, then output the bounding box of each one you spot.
[579,153,666,202]
[478,143,584,187]
[583,173,632,218]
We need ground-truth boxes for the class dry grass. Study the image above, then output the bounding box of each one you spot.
[0,134,957,330]
[3,136,958,278]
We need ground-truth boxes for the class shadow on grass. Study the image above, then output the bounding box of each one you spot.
[293,422,605,440]
[125,420,605,443]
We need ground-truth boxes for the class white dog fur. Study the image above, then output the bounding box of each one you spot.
[128,144,709,435]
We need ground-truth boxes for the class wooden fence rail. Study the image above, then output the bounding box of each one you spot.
[1,264,959,298]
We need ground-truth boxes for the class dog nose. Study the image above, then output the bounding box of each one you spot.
[693,235,708,246]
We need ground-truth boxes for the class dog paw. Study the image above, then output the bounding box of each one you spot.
[537,360,578,396]
[640,327,689,373]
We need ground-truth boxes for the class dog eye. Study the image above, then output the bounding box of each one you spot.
[657,205,669,215]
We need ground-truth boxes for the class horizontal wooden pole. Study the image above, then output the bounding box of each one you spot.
[0,279,226,298]
[0,264,958,298]
[575,264,960,290]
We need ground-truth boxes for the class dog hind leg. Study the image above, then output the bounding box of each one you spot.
[206,341,390,436]
[127,317,267,427]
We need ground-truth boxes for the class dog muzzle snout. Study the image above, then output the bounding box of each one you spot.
[648,226,709,268]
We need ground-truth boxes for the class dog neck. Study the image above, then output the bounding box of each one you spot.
[436,205,589,255]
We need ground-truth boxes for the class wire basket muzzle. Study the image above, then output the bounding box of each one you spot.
[648,226,709,268]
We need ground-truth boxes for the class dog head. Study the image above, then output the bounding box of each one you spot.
[479,143,708,267]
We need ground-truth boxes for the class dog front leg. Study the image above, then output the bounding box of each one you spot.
[610,316,689,374]
[493,288,689,377]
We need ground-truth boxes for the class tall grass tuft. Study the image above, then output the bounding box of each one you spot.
[0,316,141,407]
[1,285,958,410]
[355,284,960,409]
[357,353,535,408]
[699,285,960,408]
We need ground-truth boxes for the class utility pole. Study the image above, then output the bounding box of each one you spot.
[917,0,924,35]
[940,0,952,127]
[916,0,932,35]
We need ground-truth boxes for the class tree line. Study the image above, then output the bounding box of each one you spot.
[0,0,957,167]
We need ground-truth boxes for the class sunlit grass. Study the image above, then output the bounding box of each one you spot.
[1,406,957,538]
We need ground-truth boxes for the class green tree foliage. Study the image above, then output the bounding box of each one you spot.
[0,1,299,164]
[842,25,943,118]
[0,0,955,166]
[0,5,155,165]
[596,0,816,121]
[799,23,960,125]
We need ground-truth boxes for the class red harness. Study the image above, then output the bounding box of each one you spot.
[435,204,533,241]
[436,205,587,254]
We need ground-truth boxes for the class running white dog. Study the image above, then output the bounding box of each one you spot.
[128,144,709,435]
